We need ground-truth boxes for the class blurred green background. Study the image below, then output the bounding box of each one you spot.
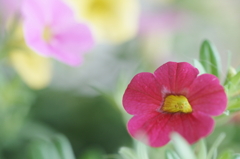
[1,0,240,159]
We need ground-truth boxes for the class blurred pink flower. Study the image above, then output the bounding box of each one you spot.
[0,0,23,29]
[123,62,227,147]
[22,0,94,66]
[139,10,188,35]
[0,0,23,23]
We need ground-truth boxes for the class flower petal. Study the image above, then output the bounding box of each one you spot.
[123,72,162,115]
[49,23,94,66]
[187,74,227,116]
[127,111,214,147]
[22,0,94,66]
[127,112,171,147]
[154,62,199,95]
[172,112,214,144]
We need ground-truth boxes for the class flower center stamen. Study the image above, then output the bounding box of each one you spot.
[42,26,53,42]
[161,95,192,113]
[86,0,113,19]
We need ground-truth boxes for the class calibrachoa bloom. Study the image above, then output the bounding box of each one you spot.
[123,62,227,147]
[22,0,94,66]
[66,0,139,43]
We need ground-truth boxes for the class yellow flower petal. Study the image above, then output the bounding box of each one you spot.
[10,49,52,89]
[66,0,140,43]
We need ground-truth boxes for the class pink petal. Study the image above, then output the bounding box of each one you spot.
[127,112,171,147]
[48,24,94,66]
[22,0,94,66]
[22,0,47,24]
[139,10,184,34]
[128,111,214,147]
[154,62,199,95]
[172,112,214,144]
[48,0,74,26]
[123,72,163,115]
[23,22,51,57]
[187,74,227,116]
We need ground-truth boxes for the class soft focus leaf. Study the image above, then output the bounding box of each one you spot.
[0,72,34,146]
[233,154,240,159]
[27,139,61,159]
[79,149,104,159]
[171,133,196,159]
[193,59,206,75]
[224,66,237,85]
[226,71,240,92]
[119,147,137,159]
[207,133,226,159]
[52,134,75,159]
[136,141,149,159]
[165,150,181,159]
[218,150,233,159]
[196,140,207,159]
[227,98,240,111]
[225,71,240,111]
[199,40,221,78]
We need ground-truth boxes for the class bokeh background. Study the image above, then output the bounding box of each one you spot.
[1,0,240,158]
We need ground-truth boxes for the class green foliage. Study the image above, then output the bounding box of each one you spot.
[171,133,196,159]
[165,150,180,159]
[224,71,240,111]
[117,133,234,159]
[27,134,75,159]
[119,147,137,159]
[195,140,207,159]
[119,140,149,159]
[79,149,105,159]
[218,150,234,159]
[193,59,206,75]
[199,40,221,78]
[0,73,34,147]
[52,135,75,159]
[207,133,226,159]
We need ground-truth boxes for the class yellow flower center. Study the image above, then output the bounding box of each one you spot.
[161,95,192,113]
[85,0,115,19]
[42,26,53,42]
[90,0,109,13]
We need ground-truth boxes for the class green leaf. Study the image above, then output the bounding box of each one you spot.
[218,150,233,159]
[193,59,206,75]
[226,71,240,96]
[227,98,240,111]
[119,147,137,159]
[207,133,226,159]
[79,149,104,159]
[136,141,149,159]
[27,139,61,159]
[224,71,240,111]
[233,154,240,159]
[165,150,181,159]
[224,66,237,85]
[196,140,207,159]
[199,40,221,78]
[52,134,75,159]
[171,133,196,159]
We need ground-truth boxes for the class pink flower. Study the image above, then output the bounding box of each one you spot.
[0,0,23,22]
[22,0,94,66]
[123,62,227,147]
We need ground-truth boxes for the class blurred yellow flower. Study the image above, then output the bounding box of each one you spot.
[10,49,52,89]
[5,23,52,90]
[66,0,140,43]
